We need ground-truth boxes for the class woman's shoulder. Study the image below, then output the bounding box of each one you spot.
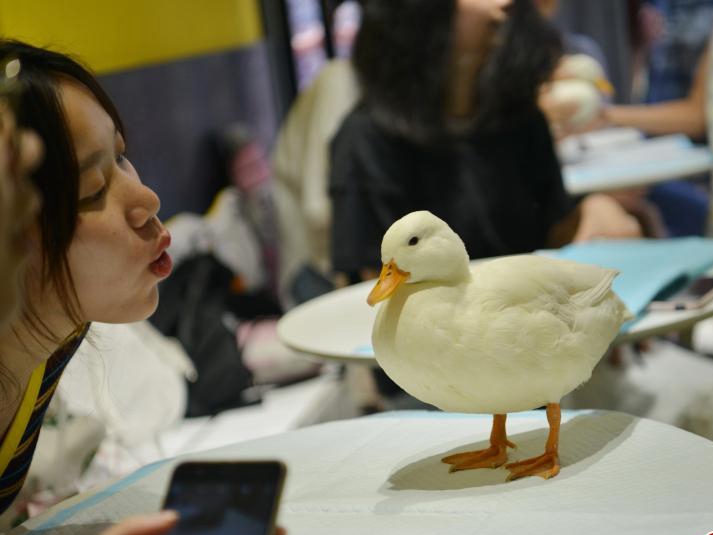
[335,104,390,142]
[332,104,419,161]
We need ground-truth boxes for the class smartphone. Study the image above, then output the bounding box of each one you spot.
[648,276,713,311]
[162,461,286,535]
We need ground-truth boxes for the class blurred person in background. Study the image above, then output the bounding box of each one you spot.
[606,0,713,138]
[329,0,641,285]
[604,1,713,237]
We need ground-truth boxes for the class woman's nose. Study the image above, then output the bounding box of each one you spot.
[127,182,161,229]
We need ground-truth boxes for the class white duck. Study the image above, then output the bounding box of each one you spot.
[549,54,614,127]
[368,211,631,480]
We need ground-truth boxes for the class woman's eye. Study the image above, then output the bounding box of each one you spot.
[79,186,106,207]
[116,153,127,165]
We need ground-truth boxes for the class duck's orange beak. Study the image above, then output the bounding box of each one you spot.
[367,260,410,306]
[595,77,615,96]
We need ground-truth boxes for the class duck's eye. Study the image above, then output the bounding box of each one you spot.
[408,236,419,246]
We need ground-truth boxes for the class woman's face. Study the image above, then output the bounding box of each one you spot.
[454,0,512,55]
[0,104,42,330]
[535,0,559,18]
[46,79,173,324]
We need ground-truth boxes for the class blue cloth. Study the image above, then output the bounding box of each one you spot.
[554,238,713,318]
[648,181,710,236]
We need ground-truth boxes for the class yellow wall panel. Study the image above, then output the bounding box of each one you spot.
[0,0,263,74]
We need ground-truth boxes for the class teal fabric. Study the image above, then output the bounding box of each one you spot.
[554,238,713,320]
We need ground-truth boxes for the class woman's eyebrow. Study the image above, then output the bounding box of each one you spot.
[79,127,118,172]
[78,149,104,173]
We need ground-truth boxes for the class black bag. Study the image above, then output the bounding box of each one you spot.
[150,254,265,416]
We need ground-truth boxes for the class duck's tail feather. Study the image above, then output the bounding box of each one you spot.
[572,269,619,308]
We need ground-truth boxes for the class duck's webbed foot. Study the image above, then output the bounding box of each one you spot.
[442,443,513,472]
[505,451,560,480]
[442,414,515,472]
[506,403,562,481]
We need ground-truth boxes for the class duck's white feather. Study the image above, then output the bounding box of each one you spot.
[371,212,631,414]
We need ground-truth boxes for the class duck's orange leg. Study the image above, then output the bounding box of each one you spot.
[505,403,561,481]
[442,414,516,472]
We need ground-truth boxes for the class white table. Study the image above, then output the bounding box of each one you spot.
[16,410,713,535]
[560,130,713,195]
[277,276,713,364]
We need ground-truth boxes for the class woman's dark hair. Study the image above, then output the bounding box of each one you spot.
[353,0,562,142]
[353,0,457,143]
[0,40,125,342]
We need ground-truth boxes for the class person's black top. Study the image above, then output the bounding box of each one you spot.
[329,105,574,275]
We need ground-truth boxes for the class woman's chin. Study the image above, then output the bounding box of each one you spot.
[132,287,160,322]
[90,287,159,325]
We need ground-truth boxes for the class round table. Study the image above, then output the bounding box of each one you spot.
[277,276,713,364]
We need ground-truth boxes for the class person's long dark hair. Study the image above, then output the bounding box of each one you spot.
[0,40,125,349]
[353,0,562,143]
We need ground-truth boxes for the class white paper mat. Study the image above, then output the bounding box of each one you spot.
[14,410,713,535]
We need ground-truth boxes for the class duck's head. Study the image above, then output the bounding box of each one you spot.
[367,211,470,306]
[560,54,614,96]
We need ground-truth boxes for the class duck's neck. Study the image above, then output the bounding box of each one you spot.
[451,257,472,283]
[438,261,472,287]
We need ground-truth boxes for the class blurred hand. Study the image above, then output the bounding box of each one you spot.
[540,88,611,140]
[0,101,43,328]
[0,102,43,179]
[573,193,643,242]
[604,187,649,210]
[100,512,178,535]
[538,87,580,139]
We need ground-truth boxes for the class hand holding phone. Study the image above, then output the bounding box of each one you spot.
[162,461,286,535]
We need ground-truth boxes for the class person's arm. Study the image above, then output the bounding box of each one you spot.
[573,193,643,242]
[604,47,709,138]
[547,193,643,245]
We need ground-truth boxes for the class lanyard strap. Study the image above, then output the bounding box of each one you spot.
[0,362,46,476]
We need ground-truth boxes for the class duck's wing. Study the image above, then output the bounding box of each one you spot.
[469,255,626,325]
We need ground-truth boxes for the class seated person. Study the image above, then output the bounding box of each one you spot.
[272,59,361,306]
[0,41,179,534]
[330,0,641,283]
[609,12,713,236]
[586,3,713,237]
[605,40,711,236]
[0,40,288,535]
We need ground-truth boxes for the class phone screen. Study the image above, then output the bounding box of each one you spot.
[163,461,285,535]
